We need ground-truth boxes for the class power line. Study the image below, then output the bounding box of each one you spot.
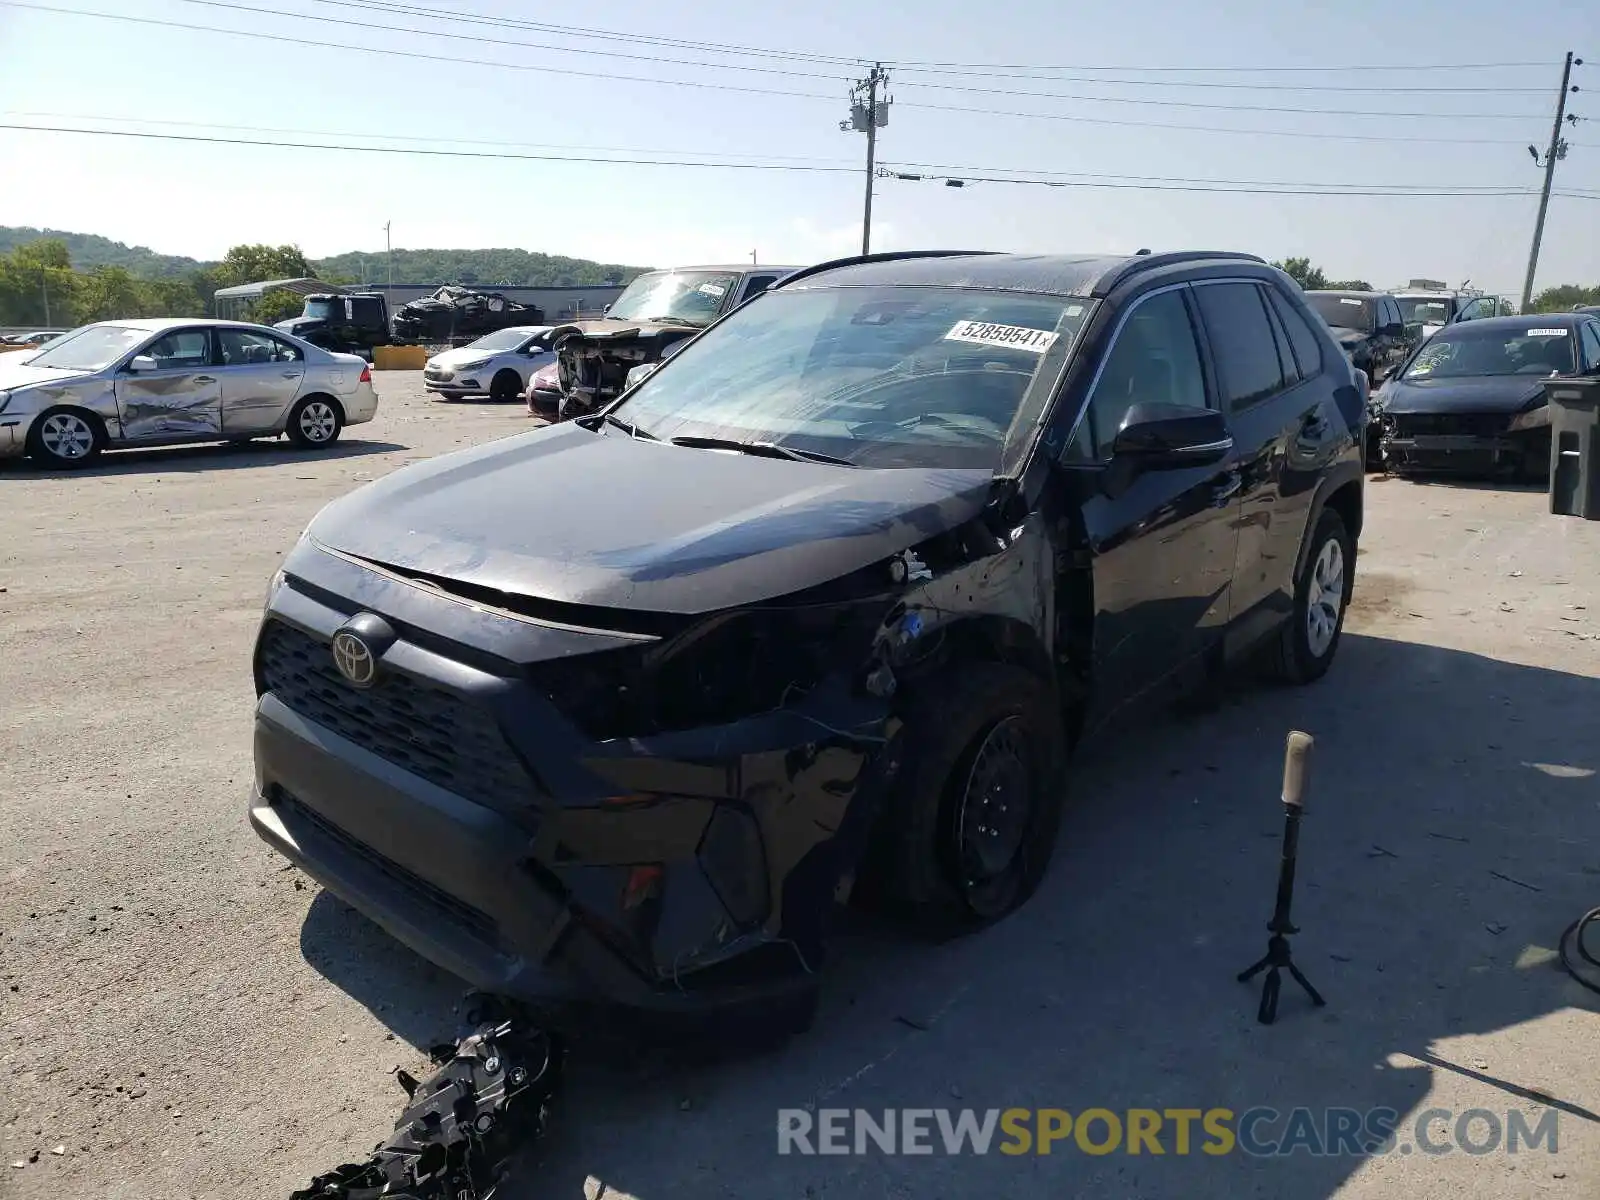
[0,110,858,163]
[894,80,1548,119]
[876,169,1544,198]
[0,122,1575,202]
[896,99,1540,144]
[173,0,1556,96]
[0,3,842,100]
[882,160,1559,192]
[885,56,1557,73]
[0,123,861,170]
[164,0,854,82]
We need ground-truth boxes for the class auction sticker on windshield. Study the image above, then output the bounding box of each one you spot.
[1528,328,1567,337]
[945,321,1059,353]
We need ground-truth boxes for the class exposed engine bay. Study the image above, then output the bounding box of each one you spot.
[551,322,698,419]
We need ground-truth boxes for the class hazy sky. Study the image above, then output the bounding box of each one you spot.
[0,0,1594,297]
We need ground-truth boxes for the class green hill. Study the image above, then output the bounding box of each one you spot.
[0,227,650,288]
[0,226,210,277]
[316,248,650,288]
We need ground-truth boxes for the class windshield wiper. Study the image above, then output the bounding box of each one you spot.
[603,413,659,440]
[668,436,856,466]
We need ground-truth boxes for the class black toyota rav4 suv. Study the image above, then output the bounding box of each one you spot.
[249,250,1365,1035]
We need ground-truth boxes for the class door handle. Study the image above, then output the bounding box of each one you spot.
[194,375,216,384]
[1212,471,1242,507]
[282,371,303,380]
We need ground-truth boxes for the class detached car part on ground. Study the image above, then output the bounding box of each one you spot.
[0,319,378,468]
[249,249,1365,1041]
[1373,313,1600,478]
[549,266,797,420]
[423,326,559,402]
[392,286,545,344]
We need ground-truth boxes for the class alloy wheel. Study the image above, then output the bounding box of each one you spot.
[1305,537,1346,659]
[40,412,96,461]
[299,401,338,443]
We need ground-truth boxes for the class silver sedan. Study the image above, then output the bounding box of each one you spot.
[0,318,380,468]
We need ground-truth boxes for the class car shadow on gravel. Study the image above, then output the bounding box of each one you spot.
[299,632,1600,1200]
[0,438,408,478]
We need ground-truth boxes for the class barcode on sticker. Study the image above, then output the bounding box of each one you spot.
[1528,328,1567,337]
[945,320,1058,353]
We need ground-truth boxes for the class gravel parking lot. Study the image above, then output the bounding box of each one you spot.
[3,372,1599,1200]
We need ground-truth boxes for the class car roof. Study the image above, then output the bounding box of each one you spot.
[640,265,803,274]
[82,317,290,333]
[1307,289,1391,299]
[777,250,1267,299]
[1435,314,1582,334]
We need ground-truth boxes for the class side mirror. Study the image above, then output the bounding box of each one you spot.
[1111,402,1232,468]
[602,304,612,315]
[1380,322,1405,338]
[126,355,158,373]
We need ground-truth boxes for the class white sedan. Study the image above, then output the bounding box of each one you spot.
[0,319,379,469]
[422,326,559,401]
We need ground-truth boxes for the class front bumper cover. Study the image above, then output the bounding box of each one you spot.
[247,541,909,1031]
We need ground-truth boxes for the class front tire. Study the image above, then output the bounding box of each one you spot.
[27,407,104,468]
[490,369,522,403]
[868,663,1066,936]
[286,396,343,448]
[1268,507,1353,684]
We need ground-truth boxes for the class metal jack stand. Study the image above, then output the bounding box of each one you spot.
[1237,731,1326,1025]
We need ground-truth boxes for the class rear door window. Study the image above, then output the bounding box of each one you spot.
[1195,282,1287,410]
[1266,288,1324,381]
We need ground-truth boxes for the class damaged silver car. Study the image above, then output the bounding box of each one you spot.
[249,250,1364,1036]
[0,318,379,468]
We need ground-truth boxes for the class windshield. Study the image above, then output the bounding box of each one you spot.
[1403,325,1576,380]
[23,325,146,371]
[302,297,338,320]
[607,270,739,326]
[1397,297,1453,327]
[464,328,539,353]
[610,285,1092,469]
[1308,294,1374,332]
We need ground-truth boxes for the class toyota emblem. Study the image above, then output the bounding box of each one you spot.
[331,629,377,687]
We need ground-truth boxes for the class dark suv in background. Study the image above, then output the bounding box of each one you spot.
[1305,290,1415,385]
[249,249,1364,1036]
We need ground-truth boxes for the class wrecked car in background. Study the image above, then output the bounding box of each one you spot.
[1375,311,1600,479]
[391,285,545,343]
[248,250,1364,1036]
[550,264,797,419]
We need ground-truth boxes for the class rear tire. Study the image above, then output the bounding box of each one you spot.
[1267,507,1353,684]
[286,396,343,448]
[868,663,1066,936]
[490,369,522,403]
[26,407,104,468]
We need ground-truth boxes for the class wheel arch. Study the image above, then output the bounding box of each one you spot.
[1292,464,1363,583]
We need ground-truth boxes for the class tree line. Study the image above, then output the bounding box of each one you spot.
[0,240,330,328]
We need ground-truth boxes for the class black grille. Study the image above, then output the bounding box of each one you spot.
[276,790,498,944]
[258,620,539,813]
[1391,412,1511,438]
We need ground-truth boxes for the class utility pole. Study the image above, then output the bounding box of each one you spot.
[384,220,394,294]
[1521,52,1582,313]
[841,64,890,255]
[40,271,50,326]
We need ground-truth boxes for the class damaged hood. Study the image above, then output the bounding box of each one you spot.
[556,318,704,340]
[0,362,95,389]
[1380,375,1550,415]
[306,422,993,614]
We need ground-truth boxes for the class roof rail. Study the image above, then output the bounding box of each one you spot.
[772,249,998,290]
[1092,250,1267,297]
